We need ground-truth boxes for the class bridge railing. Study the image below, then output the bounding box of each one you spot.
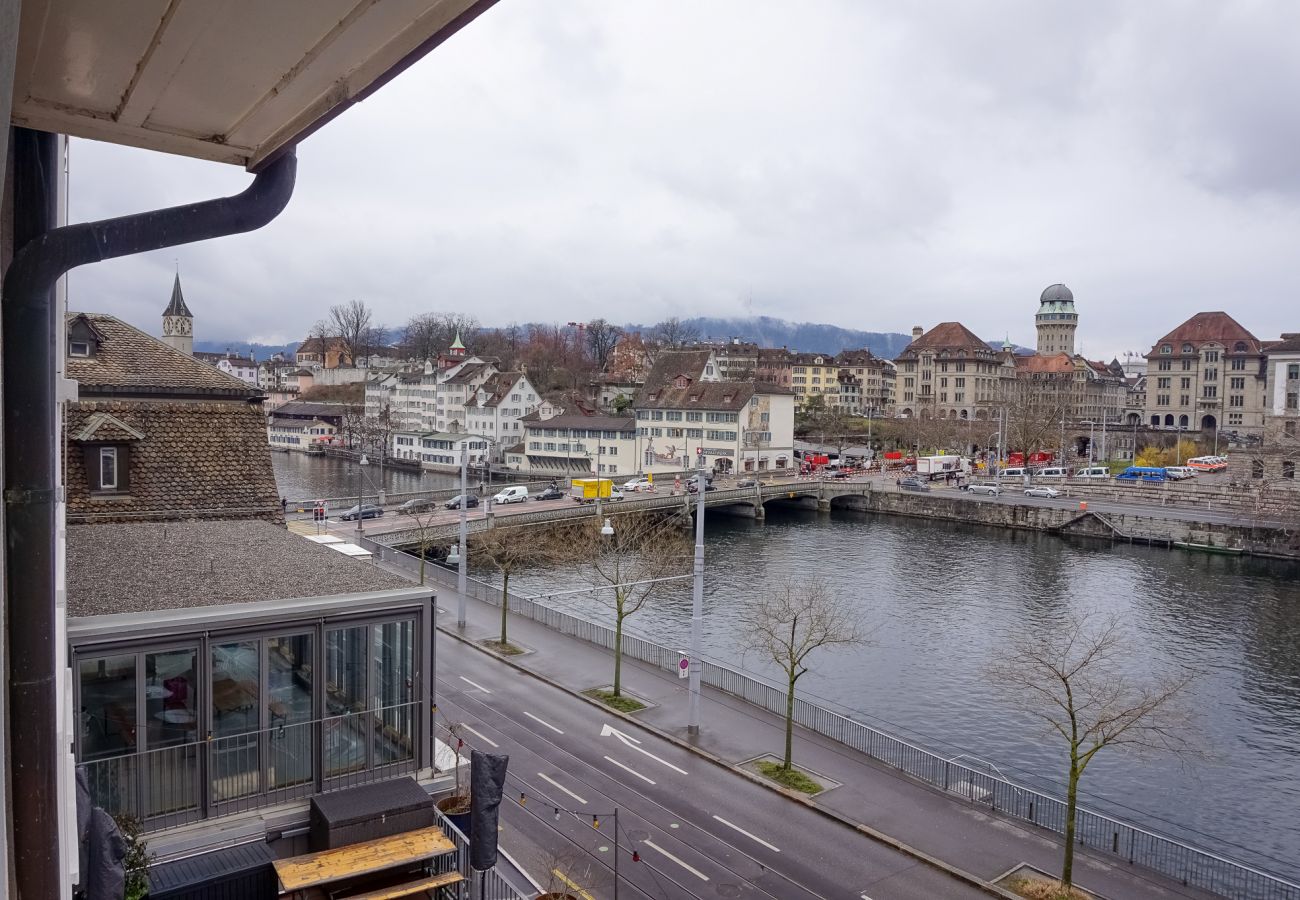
[363,538,1300,900]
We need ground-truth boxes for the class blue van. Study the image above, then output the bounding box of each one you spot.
[1115,466,1166,483]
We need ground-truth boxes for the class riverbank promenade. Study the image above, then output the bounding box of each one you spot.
[428,575,1223,900]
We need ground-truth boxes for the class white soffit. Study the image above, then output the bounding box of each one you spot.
[10,0,497,170]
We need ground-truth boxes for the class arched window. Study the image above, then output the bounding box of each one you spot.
[960,409,969,420]
[1150,415,1160,427]
[1181,343,1194,354]
[1179,414,1189,428]
[1233,341,1247,353]
[1164,414,1174,427]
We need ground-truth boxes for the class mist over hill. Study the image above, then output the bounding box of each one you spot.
[626,316,916,357]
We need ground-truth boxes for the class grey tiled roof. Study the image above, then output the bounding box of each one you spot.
[163,274,192,317]
[66,520,412,617]
[67,313,257,397]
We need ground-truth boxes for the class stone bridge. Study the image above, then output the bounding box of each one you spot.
[373,480,876,550]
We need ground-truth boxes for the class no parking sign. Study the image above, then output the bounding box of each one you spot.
[678,654,690,679]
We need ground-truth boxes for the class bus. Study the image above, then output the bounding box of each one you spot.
[1115,466,1167,483]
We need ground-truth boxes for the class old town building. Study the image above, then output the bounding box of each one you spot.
[1143,312,1268,435]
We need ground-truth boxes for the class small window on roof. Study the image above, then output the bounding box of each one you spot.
[1181,343,1194,353]
[1161,344,1172,354]
[1234,341,1247,353]
[69,341,91,357]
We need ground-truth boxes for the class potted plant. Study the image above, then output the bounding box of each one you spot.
[435,721,471,833]
[114,814,153,900]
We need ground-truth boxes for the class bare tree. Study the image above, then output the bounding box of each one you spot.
[653,317,699,349]
[1000,376,1072,471]
[742,577,865,772]
[987,611,1196,892]
[578,514,691,698]
[359,324,389,367]
[585,319,622,371]
[470,524,572,650]
[398,507,442,585]
[400,312,481,362]
[327,299,375,367]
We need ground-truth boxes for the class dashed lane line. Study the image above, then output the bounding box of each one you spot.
[538,772,587,805]
[603,755,656,785]
[458,676,492,693]
[523,710,564,734]
[643,839,710,881]
[459,723,498,748]
[711,814,781,852]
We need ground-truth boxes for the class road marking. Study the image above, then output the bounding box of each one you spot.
[642,840,710,881]
[523,711,564,734]
[603,755,655,785]
[600,723,687,774]
[550,870,595,900]
[538,772,587,805]
[710,815,780,852]
[459,724,498,748]
[458,676,492,694]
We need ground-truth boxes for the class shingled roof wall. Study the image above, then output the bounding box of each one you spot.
[66,400,282,524]
[67,313,259,397]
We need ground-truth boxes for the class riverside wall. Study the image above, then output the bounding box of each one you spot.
[828,491,1300,560]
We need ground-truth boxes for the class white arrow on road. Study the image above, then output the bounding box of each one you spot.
[600,723,687,774]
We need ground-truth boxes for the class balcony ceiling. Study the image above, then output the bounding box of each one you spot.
[9,0,497,170]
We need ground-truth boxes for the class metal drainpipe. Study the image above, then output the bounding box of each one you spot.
[2,127,296,897]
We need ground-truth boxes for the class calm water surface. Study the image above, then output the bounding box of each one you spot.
[274,455,1300,878]
[504,507,1300,880]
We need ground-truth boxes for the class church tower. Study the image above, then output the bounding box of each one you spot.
[1035,283,1077,356]
[161,273,194,355]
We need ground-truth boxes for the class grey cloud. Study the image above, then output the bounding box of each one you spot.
[66,0,1300,360]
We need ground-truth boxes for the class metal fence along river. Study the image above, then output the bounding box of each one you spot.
[362,537,1300,900]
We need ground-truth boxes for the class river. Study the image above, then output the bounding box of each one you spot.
[272,452,460,501]
[274,455,1300,880]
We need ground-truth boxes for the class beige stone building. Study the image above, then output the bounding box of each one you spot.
[893,322,1010,421]
[1143,312,1268,435]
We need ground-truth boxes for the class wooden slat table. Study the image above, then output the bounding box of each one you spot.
[343,871,464,900]
[274,826,457,897]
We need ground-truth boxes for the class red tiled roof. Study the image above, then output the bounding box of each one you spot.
[1015,353,1075,375]
[1149,312,1261,355]
[900,322,989,354]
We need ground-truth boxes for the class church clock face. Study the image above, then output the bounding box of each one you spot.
[163,318,174,335]
[179,318,191,335]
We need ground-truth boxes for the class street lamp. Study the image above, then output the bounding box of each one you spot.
[457,445,468,629]
[687,457,707,736]
[355,454,370,537]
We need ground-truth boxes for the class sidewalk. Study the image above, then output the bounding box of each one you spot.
[436,583,1218,900]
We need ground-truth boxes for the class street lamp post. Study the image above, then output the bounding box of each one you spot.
[687,457,707,736]
[457,445,468,629]
[355,454,369,537]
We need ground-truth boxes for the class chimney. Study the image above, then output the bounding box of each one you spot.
[911,326,923,340]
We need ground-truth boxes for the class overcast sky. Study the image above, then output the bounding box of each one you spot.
[68,1,1300,360]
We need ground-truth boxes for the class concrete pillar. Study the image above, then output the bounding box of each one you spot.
[817,498,831,513]
[753,503,765,521]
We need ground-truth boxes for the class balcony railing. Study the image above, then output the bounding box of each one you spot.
[79,701,421,831]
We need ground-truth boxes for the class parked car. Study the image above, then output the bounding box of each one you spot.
[492,486,529,504]
[997,467,1028,480]
[443,494,479,510]
[1037,467,1069,479]
[736,478,759,488]
[339,504,383,520]
[1164,466,1196,480]
[535,485,565,501]
[964,482,1001,496]
[608,488,626,501]
[898,477,930,492]
[397,498,433,514]
[622,477,655,492]
[686,481,717,494]
[1023,487,1060,499]
[1075,467,1111,479]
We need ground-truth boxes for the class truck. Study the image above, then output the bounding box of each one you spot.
[570,477,620,503]
[915,455,968,480]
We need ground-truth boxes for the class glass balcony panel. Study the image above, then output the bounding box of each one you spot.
[211,640,260,802]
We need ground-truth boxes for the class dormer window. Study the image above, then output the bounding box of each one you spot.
[69,340,91,357]
[66,314,106,358]
[674,375,692,389]
[1161,344,1172,354]
[1181,343,1194,354]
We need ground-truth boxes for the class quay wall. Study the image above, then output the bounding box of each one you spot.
[834,492,1300,560]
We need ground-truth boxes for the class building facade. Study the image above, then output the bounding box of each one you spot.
[1143,311,1268,435]
[892,322,1010,421]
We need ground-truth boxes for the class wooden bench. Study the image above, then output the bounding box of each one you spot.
[335,871,464,899]
[274,826,456,898]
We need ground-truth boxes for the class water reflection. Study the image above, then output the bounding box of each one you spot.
[504,505,1300,878]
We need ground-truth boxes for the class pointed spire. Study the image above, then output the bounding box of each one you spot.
[450,329,466,356]
[164,272,193,317]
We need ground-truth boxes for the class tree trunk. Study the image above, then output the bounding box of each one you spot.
[613,614,624,697]
[499,571,510,646]
[783,674,797,771]
[1062,757,1080,888]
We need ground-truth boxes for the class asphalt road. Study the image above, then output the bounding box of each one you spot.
[435,635,991,900]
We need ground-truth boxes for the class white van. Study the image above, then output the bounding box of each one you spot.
[1164,466,1196,481]
[998,467,1027,479]
[1075,467,1111,479]
[1037,467,1069,479]
[492,485,529,504]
